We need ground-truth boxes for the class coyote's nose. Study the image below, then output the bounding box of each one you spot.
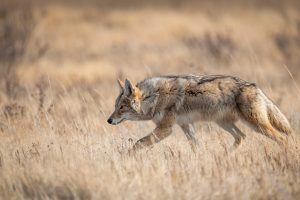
[107,118,113,124]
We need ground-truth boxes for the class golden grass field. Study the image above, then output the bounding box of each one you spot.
[0,0,300,199]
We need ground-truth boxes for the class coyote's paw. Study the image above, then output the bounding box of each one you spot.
[229,140,243,152]
[127,141,144,155]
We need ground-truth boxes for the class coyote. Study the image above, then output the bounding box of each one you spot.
[107,75,292,150]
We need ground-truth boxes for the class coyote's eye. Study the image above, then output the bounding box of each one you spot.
[120,105,124,110]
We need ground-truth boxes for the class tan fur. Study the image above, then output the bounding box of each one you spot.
[107,75,292,150]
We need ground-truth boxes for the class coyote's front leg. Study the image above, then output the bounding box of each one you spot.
[132,111,176,151]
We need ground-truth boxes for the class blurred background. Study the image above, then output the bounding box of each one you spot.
[1,0,300,85]
[0,1,300,199]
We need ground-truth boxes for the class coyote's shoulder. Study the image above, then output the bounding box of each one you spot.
[108,74,292,151]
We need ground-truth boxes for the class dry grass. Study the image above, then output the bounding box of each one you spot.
[0,1,300,199]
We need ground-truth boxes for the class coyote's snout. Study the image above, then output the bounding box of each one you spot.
[107,75,292,151]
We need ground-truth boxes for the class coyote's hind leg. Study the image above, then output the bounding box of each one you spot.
[232,124,246,139]
[217,122,245,148]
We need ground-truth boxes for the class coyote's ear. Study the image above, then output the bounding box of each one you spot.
[117,79,124,91]
[124,79,133,97]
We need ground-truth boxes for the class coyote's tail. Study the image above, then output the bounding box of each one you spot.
[262,94,292,135]
[237,86,292,144]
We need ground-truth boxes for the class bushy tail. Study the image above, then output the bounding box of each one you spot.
[237,87,292,145]
[264,97,292,135]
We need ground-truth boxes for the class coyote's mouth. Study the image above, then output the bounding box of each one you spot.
[111,118,126,125]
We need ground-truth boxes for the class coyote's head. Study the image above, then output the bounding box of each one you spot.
[107,79,143,125]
